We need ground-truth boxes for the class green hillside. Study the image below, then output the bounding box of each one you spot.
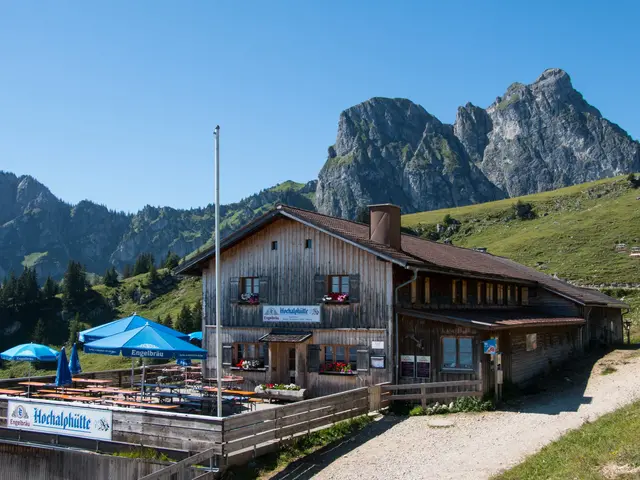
[403,175,640,328]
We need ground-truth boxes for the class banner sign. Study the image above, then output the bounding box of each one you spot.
[263,306,321,323]
[7,400,113,441]
[400,355,415,377]
[483,339,497,354]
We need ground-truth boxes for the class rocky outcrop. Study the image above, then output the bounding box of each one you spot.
[317,69,640,217]
[315,98,505,218]
[455,68,640,196]
[0,172,316,279]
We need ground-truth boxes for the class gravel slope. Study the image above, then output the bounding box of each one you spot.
[274,349,640,480]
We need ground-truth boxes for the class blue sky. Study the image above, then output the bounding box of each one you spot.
[1,1,639,212]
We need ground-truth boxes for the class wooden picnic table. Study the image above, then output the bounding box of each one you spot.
[40,394,99,403]
[73,378,112,385]
[0,388,25,396]
[18,382,49,387]
[37,388,88,395]
[107,400,178,410]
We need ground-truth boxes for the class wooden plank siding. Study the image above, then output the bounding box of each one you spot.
[202,218,393,330]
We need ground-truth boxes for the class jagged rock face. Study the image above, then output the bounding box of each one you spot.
[0,171,317,280]
[315,98,505,218]
[455,69,640,196]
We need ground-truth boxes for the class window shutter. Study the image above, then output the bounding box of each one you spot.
[462,280,468,304]
[349,274,360,303]
[452,279,457,304]
[477,282,483,305]
[410,280,417,304]
[314,274,326,303]
[222,344,233,366]
[521,287,529,305]
[307,344,320,372]
[229,277,240,304]
[487,283,494,304]
[424,277,431,304]
[259,277,269,303]
[356,346,369,373]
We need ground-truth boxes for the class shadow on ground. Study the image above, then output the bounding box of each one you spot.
[503,345,640,415]
[270,415,404,480]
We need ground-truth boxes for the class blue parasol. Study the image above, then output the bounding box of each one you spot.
[188,331,202,341]
[55,346,72,388]
[78,313,189,343]
[1,343,59,395]
[69,343,82,375]
[84,324,206,400]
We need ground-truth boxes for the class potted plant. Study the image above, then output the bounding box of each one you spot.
[235,359,264,370]
[240,293,260,304]
[254,383,308,401]
[320,362,355,375]
[322,293,349,303]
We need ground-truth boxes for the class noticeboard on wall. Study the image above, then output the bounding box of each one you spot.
[370,356,385,369]
[416,355,430,378]
[400,355,415,377]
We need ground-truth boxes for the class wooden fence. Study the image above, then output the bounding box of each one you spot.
[382,380,483,407]
[0,380,481,479]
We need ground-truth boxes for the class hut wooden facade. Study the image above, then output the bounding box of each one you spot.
[177,204,628,397]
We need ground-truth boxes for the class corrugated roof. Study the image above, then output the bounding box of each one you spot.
[176,204,628,309]
[400,309,586,330]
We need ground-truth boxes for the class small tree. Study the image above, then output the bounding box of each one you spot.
[148,263,159,284]
[42,275,59,299]
[164,313,173,328]
[103,266,119,287]
[32,318,48,344]
[628,173,640,188]
[62,261,87,312]
[163,251,181,270]
[191,300,203,331]
[122,264,133,279]
[68,313,81,346]
[133,253,155,276]
[174,304,193,333]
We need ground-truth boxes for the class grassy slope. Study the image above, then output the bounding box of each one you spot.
[494,399,640,480]
[403,176,640,285]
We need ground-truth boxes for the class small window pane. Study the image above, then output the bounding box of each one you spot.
[237,344,244,361]
[442,337,457,368]
[247,344,256,359]
[253,280,259,295]
[341,276,349,294]
[325,346,333,362]
[348,347,357,368]
[336,346,346,363]
[331,277,340,293]
[260,343,268,363]
[305,239,312,249]
[458,338,473,369]
[271,241,278,250]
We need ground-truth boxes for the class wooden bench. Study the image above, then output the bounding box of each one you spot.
[38,388,88,395]
[107,400,178,410]
[0,389,26,396]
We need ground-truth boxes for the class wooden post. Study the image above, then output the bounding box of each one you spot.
[420,384,426,408]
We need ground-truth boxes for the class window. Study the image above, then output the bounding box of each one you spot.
[521,287,529,305]
[441,337,474,370]
[305,239,312,249]
[526,334,537,352]
[330,275,349,294]
[322,344,357,373]
[487,283,495,304]
[411,280,417,304]
[242,277,259,295]
[497,284,505,305]
[271,241,278,250]
[235,342,267,368]
[451,279,467,304]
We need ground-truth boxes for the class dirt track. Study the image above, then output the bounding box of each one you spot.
[272,349,640,480]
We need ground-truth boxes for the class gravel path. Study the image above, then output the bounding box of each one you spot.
[273,349,640,480]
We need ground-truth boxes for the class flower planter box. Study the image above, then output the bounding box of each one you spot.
[254,386,308,402]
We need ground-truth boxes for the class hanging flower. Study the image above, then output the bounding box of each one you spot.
[322,293,349,303]
[241,293,260,304]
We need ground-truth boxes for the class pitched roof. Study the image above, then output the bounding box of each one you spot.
[400,309,586,330]
[176,204,628,309]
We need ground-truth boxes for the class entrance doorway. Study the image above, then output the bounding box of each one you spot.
[288,347,296,384]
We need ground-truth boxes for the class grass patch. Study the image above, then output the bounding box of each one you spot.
[22,251,48,268]
[113,447,173,462]
[601,366,617,376]
[493,400,640,480]
[222,415,373,479]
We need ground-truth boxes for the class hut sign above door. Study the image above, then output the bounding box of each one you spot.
[263,306,321,323]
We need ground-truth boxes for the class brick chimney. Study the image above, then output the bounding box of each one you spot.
[369,204,402,250]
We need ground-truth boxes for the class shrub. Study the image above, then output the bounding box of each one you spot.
[627,173,640,188]
[404,397,495,416]
[513,200,536,220]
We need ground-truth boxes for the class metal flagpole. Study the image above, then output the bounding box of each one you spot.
[214,125,222,417]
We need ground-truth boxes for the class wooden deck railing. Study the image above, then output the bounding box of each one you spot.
[382,380,483,407]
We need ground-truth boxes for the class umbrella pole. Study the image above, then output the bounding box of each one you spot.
[28,363,31,397]
[141,360,146,402]
[131,358,135,388]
